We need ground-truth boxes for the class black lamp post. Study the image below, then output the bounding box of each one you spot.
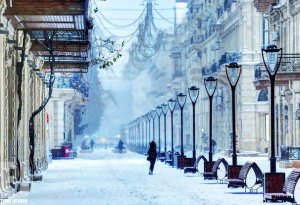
[162,103,168,159]
[188,86,199,160]
[156,106,163,155]
[168,98,176,167]
[262,44,282,173]
[136,118,141,152]
[144,114,148,151]
[147,112,152,144]
[177,93,187,157]
[138,117,143,153]
[226,62,242,166]
[130,122,133,150]
[135,119,138,150]
[151,110,156,141]
[141,116,145,153]
[204,76,217,162]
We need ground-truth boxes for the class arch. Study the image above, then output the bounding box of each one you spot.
[258,90,268,101]
[203,158,229,182]
[183,155,207,174]
[213,158,229,181]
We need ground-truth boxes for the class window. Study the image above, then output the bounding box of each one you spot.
[258,90,268,101]
[263,14,269,47]
[285,105,288,134]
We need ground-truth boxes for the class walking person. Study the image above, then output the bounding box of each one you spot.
[147,141,157,175]
[90,139,95,150]
[118,139,124,153]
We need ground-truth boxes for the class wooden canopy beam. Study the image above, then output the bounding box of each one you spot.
[31,40,89,52]
[43,61,89,70]
[4,0,85,15]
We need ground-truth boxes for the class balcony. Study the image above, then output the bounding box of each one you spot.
[191,34,203,45]
[201,51,242,77]
[253,53,300,90]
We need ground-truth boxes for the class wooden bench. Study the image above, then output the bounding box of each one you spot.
[264,169,300,203]
[164,151,173,166]
[203,158,229,183]
[227,161,264,193]
[184,155,207,175]
[157,152,166,162]
[177,155,186,169]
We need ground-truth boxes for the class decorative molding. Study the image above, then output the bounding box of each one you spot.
[253,0,277,13]
[0,0,7,18]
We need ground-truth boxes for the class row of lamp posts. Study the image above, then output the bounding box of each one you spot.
[127,44,282,178]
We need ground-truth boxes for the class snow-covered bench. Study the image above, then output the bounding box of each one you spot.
[264,169,300,204]
[165,151,173,166]
[184,155,207,175]
[203,158,229,183]
[157,152,165,162]
[227,161,263,192]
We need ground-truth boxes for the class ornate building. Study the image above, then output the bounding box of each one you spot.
[0,0,91,197]
[127,0,274,156]
[254,0,300,157]
[167,0,266,154]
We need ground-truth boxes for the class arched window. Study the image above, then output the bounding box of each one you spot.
[258,90,268,101]
[284,105,288,134]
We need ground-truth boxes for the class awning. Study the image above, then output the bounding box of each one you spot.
[4,0,90,73]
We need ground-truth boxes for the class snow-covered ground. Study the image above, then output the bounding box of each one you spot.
[11,149,300,205]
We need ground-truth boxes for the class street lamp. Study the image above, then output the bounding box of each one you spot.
[136,118,139,152]
[156,106,163,155]
[162,103,168,159]
[144,114,148,151]
[262,44,282,173]
[147,112,152,145]
[177,92,187,157]
[168,98,176,167]
[188,86,199,160]
[134,119,138,151]
[141,116,145,153]
[204,76,217,162]
[138,117,142,153]
[151,110,156,141]
[225,62,242,166]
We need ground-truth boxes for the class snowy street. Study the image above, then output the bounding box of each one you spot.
[13,149,299,205]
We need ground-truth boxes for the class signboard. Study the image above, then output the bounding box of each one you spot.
[253,0,277,13]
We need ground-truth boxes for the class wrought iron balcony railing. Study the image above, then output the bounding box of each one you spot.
[201,51,241,77]
[254,53,300,81]
[191,34,203,44]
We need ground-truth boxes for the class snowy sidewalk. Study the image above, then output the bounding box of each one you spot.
[12,149,299,205]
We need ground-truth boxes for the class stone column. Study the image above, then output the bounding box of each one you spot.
[284,89,293,146]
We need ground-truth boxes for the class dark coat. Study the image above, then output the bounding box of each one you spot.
[147,141,157,160]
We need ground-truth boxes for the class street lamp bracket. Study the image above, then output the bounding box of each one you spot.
[177,93,187,108]
[188,86,199,104]
[225,62,242,87]
[204,76,218,97]
[262,44,283,76]
[168,98,176,112]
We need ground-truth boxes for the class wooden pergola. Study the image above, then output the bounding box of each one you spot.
[4,0,91,73]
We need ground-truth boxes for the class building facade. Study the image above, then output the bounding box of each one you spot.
[127,0,299,157]
[0,0,91,197]
[254,0,300,155]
